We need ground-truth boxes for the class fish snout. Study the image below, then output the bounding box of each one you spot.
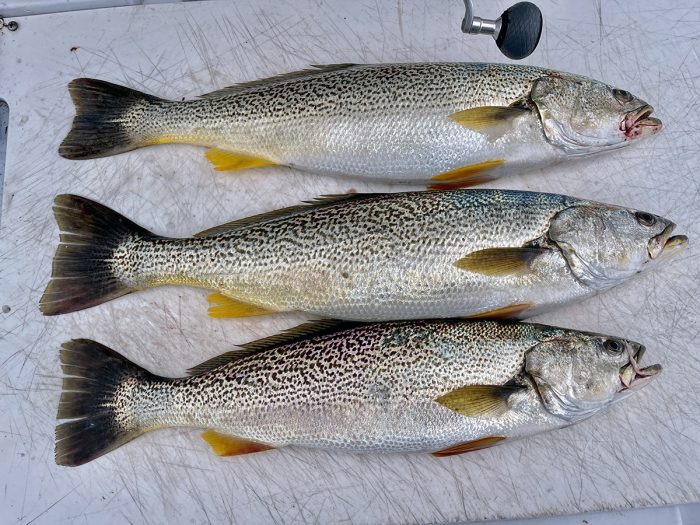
[619,343,661,391]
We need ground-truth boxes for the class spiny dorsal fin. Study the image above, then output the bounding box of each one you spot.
[198,64,358,98]
[436,384,525,418]
[194,193,379,237]
[455,247,549,276]
[186,319,365,376]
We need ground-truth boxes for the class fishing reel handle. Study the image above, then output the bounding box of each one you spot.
[462,1,543,60]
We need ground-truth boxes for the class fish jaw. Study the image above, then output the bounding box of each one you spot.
[622,105,662,140]
[618,344,662,393]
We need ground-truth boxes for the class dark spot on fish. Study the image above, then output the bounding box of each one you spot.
[341,271,350,279]
[70,46,79,52]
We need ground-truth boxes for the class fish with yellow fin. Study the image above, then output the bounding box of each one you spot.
[55,319,661,466]
[40,190,687,320]
[58,63,661,187]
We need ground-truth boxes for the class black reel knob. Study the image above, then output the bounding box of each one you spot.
[496,2,542,60]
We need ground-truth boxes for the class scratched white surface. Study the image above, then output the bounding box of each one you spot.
[0,1,698,523]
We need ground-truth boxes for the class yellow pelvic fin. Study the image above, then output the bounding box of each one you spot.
[448,106,529,131]
[429,159,505,190]
[205,147,278,171]
[201,430,275,456]
[455,247,547,276]
[436,384,523,419]
[207,293,274,318]
[464,303,533,320]
[432,436,506,457]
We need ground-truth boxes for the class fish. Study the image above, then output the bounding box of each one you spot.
[58,63,661,187]
[40,190,687,321]
[54,319,661,466]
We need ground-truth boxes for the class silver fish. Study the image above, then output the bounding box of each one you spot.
[58,63,661,186]
[40,190,687,320]
[54,320,661,466]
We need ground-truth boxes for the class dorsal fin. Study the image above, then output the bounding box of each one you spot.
[194,193,378,237]
[198,64,358,99]
[186,319,365,375]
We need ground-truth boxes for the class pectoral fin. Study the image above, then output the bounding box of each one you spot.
[436,384,523,418]
[432,436,506,457]
[455,247,548,276]
[205,147,278,171]
[202,430,275,456]
[449,106,529,134]
[207,293,275,318]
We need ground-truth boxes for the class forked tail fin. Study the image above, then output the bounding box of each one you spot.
[59,78,168,159]
[40,194,157,316]
[56,339,159,466]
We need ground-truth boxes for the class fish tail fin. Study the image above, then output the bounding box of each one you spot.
[40,194,157,316]
[59,78,169,159]
[56,339,160,466]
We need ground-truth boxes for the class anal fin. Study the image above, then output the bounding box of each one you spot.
[201,430,275,456]
[208,293,274,318]
[205,147,278,171]
[432,436,506,457]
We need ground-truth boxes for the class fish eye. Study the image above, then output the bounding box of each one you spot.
[613,88,633,103]
[635,211,656,226]
[604,339,624,354]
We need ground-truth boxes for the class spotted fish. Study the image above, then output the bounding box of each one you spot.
[40,190,687,320]
[54,319,661,466]
[58,63,661,187]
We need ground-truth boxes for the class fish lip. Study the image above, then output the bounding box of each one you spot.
[647,224,676,259]
[619,344,662,391]
[622,105,662,138]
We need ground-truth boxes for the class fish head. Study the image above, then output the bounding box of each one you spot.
[525,334,661,422]
[548,203,687,289]
[530,73,661,155]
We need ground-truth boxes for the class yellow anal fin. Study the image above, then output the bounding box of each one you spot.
[202,430,275,456]
[428,159,505,190]
[432,436,506,457]
[205,147,278,171]
[207,293,274,318]
[436,384,524,418]
[464,303,532,320]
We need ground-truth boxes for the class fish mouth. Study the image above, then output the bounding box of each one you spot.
[622,105,662,139]
[619,344,661,391]
[648,223,688,260]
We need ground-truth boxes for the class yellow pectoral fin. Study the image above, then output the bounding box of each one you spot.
[207,293,275,318]
[449,106,529,131]
[429,159,505,190]
[201,430,275,456]
[464,303,532,320]
[436,384,523,418]
[205,147,278,171]
[455,247,547,276]
[432,436,506,457]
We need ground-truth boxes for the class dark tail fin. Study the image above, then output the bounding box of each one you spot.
[56,339,158,467]
[40,194,156,316]
[59,78,168,160]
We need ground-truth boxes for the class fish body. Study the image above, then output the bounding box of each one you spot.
[59,63,661,185]
[40,190,687,320]
[55,320,660,466]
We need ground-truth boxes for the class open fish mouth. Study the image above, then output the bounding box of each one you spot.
[619,344,661,391]
[648,223,688,260]
[622,105,662,139]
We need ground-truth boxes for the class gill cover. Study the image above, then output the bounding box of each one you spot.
[530,75,646,155]
[524,338,623,421]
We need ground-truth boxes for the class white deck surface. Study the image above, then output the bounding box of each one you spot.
[0,1,698,523]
